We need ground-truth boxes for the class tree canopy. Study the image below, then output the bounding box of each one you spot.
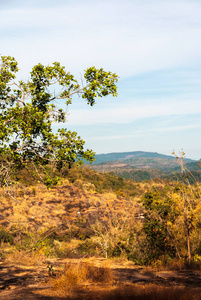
[0,56,118,186]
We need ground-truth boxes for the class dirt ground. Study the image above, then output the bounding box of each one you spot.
[0,257,201,300]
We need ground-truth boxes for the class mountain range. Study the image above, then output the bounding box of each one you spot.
[88,151,201,182]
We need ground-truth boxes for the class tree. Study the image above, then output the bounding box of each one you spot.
[172,150,192,263]
[142,189,180,262]
[0,56,118,186]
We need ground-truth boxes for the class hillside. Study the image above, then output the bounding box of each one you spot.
[0,180,138,237]
[1,165,201,298]
[91,151,181,165]
[89,151,196,182]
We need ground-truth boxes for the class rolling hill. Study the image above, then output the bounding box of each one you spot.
[91,151,179,165]
[89,151,198,182]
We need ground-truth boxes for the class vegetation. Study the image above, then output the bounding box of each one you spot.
[0,56,118,187]
[0,160,201,298]
[1,163,201,266]
[90,151,201,182]
[1,56,201,298]
[89,151,184,165]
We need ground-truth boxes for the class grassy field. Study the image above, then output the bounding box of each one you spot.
[0,165,201,298]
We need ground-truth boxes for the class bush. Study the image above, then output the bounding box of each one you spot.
[52,261,113,293]
[0,228,14,244]
[77,240,98,256]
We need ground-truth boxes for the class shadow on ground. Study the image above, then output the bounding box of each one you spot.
[0,259,201,299]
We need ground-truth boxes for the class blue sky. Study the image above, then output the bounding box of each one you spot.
[1,0,201,159]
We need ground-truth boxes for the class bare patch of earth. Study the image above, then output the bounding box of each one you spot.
[0,258,201,299]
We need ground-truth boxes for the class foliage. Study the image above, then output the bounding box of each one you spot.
[1,155,201,268]
[65,165,139,197]
[141,189,181,262]
[90,211,144,261]
[0,228,14,244]
[0,56,118,187]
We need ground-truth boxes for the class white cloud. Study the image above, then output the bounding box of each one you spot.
[86,123,201,141]
[1,0,201,78]
[1,0,201,158]
[66,97,201,125]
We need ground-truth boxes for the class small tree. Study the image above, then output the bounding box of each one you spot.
[0,56,118,186]
[172,150,192,263]
[90,210,143,260]
[142,189,180,262]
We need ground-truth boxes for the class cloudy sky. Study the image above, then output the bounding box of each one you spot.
[1,0,201,159]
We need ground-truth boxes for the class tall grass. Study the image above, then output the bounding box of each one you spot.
[51,261,113,294]
[50,266,201,300]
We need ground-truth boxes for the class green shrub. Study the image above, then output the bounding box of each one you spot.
[0,228,14,244]
[77,240,98,256]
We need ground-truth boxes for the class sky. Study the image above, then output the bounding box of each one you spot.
[1,0,201,159]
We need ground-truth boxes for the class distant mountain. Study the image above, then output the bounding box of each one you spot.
[92,151,179,165]
[88,151,197,182]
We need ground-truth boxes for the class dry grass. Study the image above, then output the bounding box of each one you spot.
[94,284,201,300]
[50,261,114,295]
[5,249,46,266]
[43,258,201,299]
[43,271,201,300]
